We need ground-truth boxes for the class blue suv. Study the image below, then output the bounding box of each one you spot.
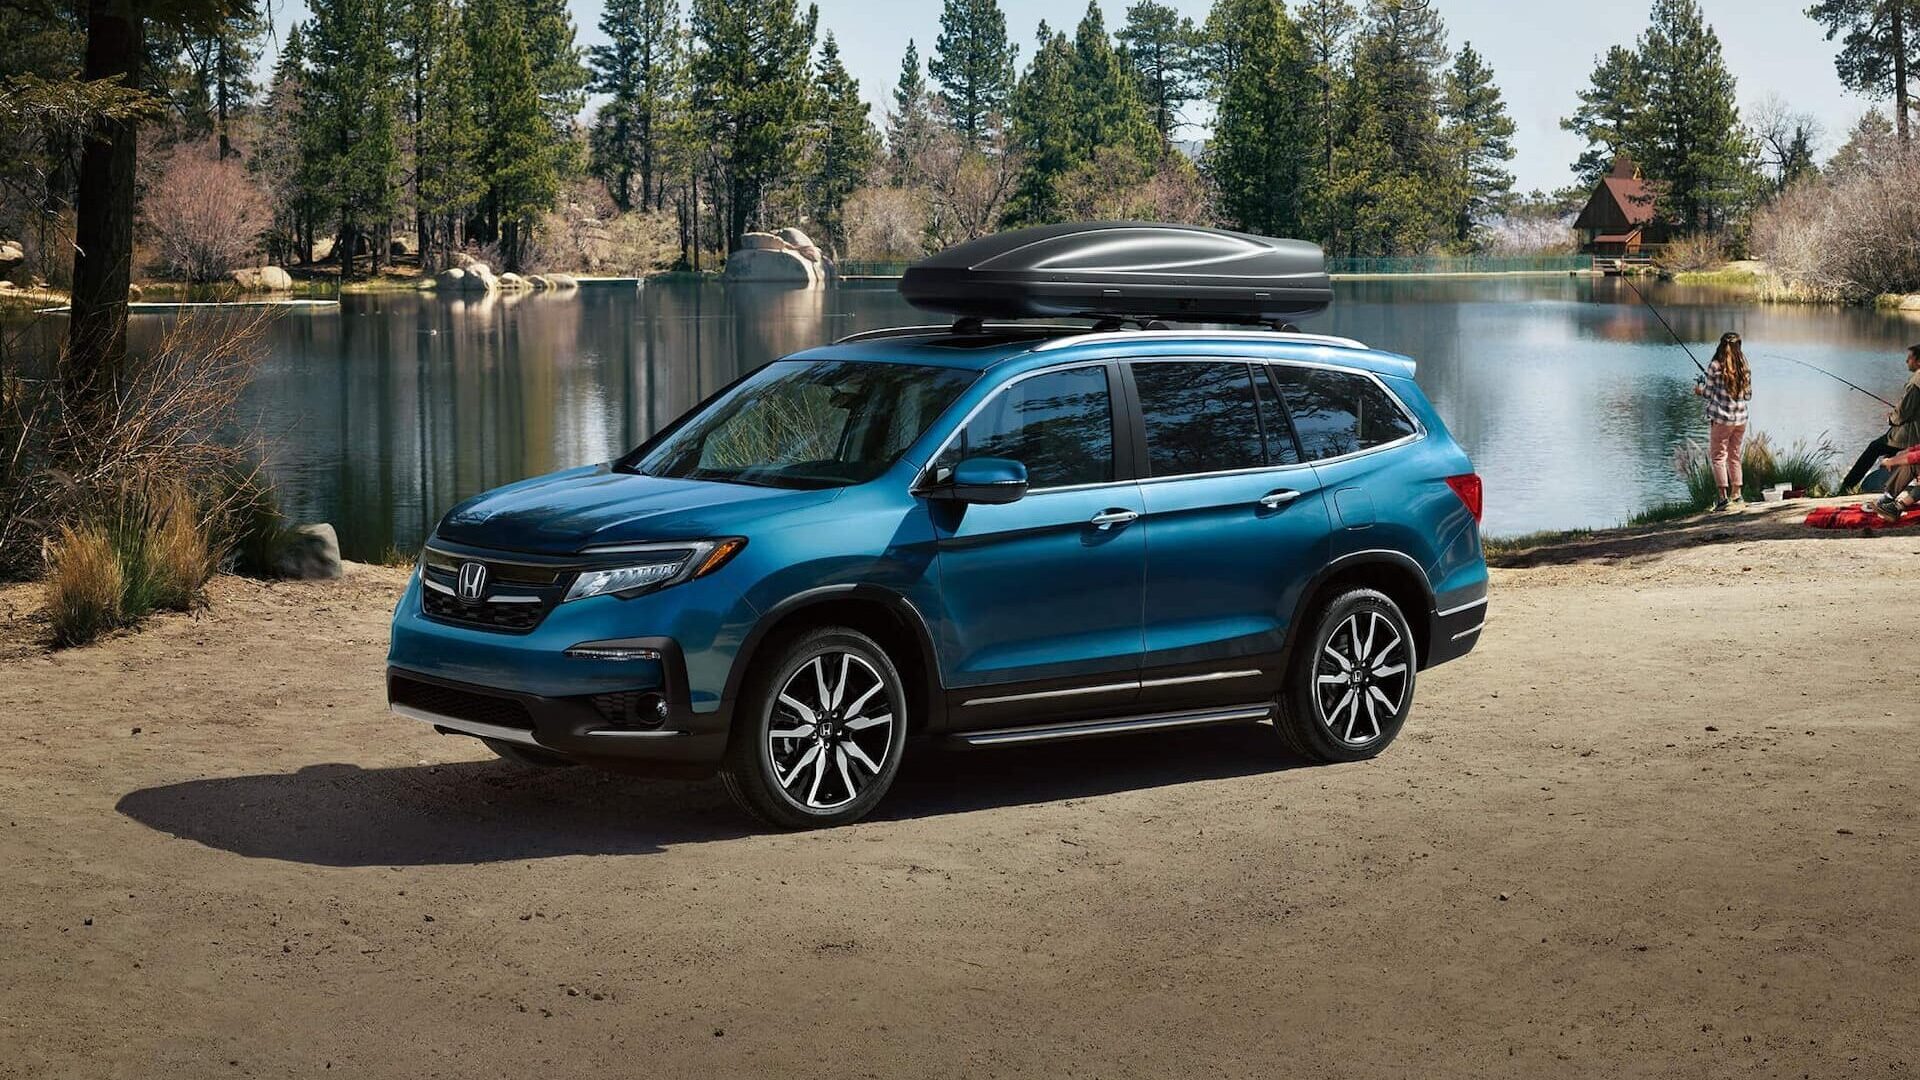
[388,323,1488,827]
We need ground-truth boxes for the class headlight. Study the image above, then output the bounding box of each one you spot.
[563,538,745,602]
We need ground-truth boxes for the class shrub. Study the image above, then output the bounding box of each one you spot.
[44,524,123,647]
[1665,430,1837,512]
[1656,232,1728,274]
[142,139,272,283]
[1750,148,1920,300]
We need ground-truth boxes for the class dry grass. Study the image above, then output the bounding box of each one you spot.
[43,524,122,647]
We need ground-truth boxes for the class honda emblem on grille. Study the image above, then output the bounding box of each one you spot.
[456,561,488,604]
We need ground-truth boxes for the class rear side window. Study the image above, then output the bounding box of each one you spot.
[942,365,1114,489]
[1130,361,1266,477]
[1269,366,1417,462]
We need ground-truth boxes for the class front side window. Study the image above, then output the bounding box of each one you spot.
[1130,361,1267,477]
[633,360,976,489]
[935,366,1114,490]
[1270,366,1418,462]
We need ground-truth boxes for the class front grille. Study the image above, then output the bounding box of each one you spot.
[390,675,534,730]
[419,556,568,634]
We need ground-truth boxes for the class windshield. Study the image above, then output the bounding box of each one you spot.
[630,360,977,490]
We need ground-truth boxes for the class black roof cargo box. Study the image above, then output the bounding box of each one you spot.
[900,222,1332,326]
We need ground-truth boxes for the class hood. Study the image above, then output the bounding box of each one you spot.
[433,464,844,555]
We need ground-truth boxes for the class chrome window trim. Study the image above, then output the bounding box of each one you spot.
[916,359,1121,497]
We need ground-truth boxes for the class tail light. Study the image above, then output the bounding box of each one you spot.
[1445,474,1483,523]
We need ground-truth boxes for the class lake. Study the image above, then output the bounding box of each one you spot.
[13,276,1916,558]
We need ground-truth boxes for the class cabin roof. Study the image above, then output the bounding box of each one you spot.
[1574,157,1658,231]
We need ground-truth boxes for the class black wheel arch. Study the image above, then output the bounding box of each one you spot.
[1282,549,1437,671]
[720,585,948,741]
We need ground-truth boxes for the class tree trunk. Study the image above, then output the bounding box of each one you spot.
[216,30,231,158]
[1898,1,1911,141]
[67,0,143,432]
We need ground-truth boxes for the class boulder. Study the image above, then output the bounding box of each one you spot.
[127,283,143,300]
[0,239,23,277]
[453,253,492,275]
[722,247,818,284]
[497,271,533,290]
[435,267,467,289]
[776,227,822,263]
[739,232,786,251]
[231,265,294,291]
[526,274,551,289]
[1899,294,1920,312]
[545,273,580,289]
[274,523,344,581]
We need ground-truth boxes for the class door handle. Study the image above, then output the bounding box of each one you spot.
[1089,508,1140,530]
[1259,490,1304,510]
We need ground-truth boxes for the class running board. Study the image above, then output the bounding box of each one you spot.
[954,703,1273,747]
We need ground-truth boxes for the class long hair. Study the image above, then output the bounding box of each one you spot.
[1712,332,1751,400]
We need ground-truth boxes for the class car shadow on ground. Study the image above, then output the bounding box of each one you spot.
[114,724,1310,866]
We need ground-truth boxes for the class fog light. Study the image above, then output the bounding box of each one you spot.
[565,646,663,661]
[590,691,670,729]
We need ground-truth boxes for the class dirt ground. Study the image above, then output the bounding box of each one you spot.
[2,502,1916,1079]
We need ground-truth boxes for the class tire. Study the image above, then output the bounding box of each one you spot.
[481,738,577,768]
[1276,588,1417,764]
[720,627,908,829]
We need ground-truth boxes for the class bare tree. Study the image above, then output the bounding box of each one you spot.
[142,140,271,282]
[1749,94,1824,192]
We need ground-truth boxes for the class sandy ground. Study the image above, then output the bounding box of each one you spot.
[1,502,1916,1079]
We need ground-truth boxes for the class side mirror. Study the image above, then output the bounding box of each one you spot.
[932,456,1029,505]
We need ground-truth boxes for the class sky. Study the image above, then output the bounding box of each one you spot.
[266,0,1871,194]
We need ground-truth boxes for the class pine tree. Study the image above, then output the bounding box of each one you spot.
[1005,23,1077,225]
[180,9,265,158]
[688,0,818,252]
[1293,0,1358,241]
[518,0,590,143]
[1807,0,1920,140]
[254,24,331,265]
[469,0,559,267]
[1441,42,1515,245]
[1117,1,1202,151]
[589,0,683,211]
[1828,107,1897,177]
[886,39,939,185]
[1562,45,1645,186]
[930,0,1017,147]
[1204,0,1316,236]
[1329,0,1454,256]
[303,0,402,278]
[808,33,880,255]
[1631,0,1758,232]
[416,0,483,266]
[1066,1,1157,164]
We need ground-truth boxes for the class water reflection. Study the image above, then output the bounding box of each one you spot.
[11,276,1918,556]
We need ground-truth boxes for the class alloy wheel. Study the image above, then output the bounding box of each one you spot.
[1313,611,1411,746]
[767,651,897,811]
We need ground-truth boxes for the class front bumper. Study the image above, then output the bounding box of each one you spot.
[388,663,731,773]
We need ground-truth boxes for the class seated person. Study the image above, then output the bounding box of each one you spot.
[1865,444,1920,521]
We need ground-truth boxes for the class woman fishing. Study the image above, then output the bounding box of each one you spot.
[1693,332,1753,512]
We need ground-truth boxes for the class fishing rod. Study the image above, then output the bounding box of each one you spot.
[1750,351,1898,410]
[1619,275,1900,408]
[1618,274,1708,376]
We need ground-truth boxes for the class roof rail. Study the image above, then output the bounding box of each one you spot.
[833,322,1089,345]
[1029,328,1371,353]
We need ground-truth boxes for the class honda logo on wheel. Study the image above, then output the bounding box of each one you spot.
[456,561,488,603]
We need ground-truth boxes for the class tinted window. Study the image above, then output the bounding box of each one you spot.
[1254,368,1302,466]
[939,366,1114,489]
[1131,362,1266,477]
[634,360,976,489]
[1271,367,1417,462]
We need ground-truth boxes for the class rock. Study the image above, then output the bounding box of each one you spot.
[127,283,143,300]
[1900,294,1920,312]
[526,274,551,289]
[435,267,466,289]
[497,271,533,290]
[545,273,579,289]
[453,253,492,275]
[776,227,822,263]
[231,266,294,291]
[739,232,786,252]
[722,247,818,284]
[0,281,15,292]
[0,239,23,276]
[274,524,343,581]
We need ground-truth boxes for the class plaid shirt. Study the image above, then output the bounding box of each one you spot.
[1703,360,1751,425]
